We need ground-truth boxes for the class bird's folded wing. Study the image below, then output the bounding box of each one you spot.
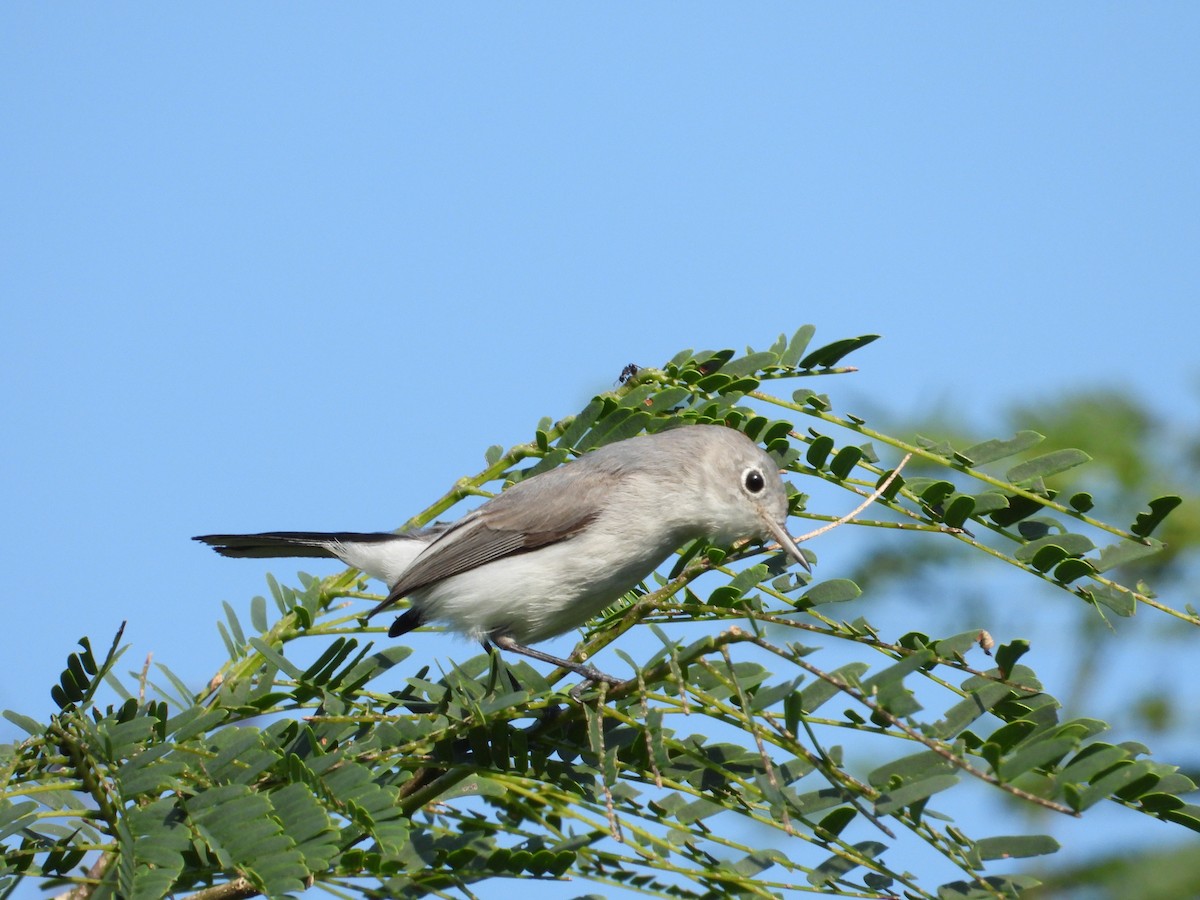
[370,503,599,616]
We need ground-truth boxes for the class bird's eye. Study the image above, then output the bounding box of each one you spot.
[743,468,766,494]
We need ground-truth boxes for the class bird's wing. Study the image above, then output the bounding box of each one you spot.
[369,482,601,616]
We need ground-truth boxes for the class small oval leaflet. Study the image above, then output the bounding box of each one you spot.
[798,578,862,607]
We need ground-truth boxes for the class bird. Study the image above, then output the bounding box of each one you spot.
[195,424,809,686]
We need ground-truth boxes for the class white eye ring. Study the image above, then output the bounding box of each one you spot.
[743,467,766,494]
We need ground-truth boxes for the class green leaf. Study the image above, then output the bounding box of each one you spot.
[2,710,43,736]
[269,783,339,872]
[862,651,932,717]
[216,620,239,661]
[828,445,863,480]
[793,389,831,410]
[576,407,651,451]
[1094,538,1165,572]
[877,467,906,501]
[556,398,605,450]
[167,705,227,743]
[1075,760,1159,810]
[1069,491,1094,512]
[1005,449,1092,484]
[1053,558,1095,583]
[127,798,190,898]
[797,579,861,607]
[206,726,282,785]
[780,325,816,367]
[931,630,983,659]
[307,758,409,854]
[974,834,1060,860]
[720,351,779,378]
[666,347,695,369]
[937,875,1042,898]
[265,573,287,613]
[1081,584,1137,617]
[995,640,1029,679]
[729,848,787,877]
[875,774,959,815]
[997,737,1080,780]
[1131,495,1182,537]
[916,480,955,507]
[749,676,804,713]
[1030,544,1070,572]
[807,840,886,886]
[916,435,957,459]
[249,595,269,632]
[1159,804,1200,831]
[709,563,770,607]
[988,493,1049,527]
[798,662,868,713]
[815,807,857,839]
[185,784,309,896]
[0,800,38,842]
[1014,533,1094,563]
[798,334,880,369]
[117,745,186,796]
[1057,743,1130,785]
[805,434,835,469]
[784,691,803,737]
[693,348,736,373]
[741,415,768,441]
[248,637,304,679]
[78,636,99,675]
[763,418,794,445]
[869,750,956,788]
[645,386,694,413]
[222,601,246,647]
[960,431,1044,466]
[675,797,725,824]
[941,495,976,528]
[929,682,1016,740]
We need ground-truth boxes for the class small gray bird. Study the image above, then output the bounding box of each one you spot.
[195,424,809,685]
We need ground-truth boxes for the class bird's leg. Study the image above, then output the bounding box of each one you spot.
[491,634,624,692]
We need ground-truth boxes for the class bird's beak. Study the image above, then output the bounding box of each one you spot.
[763,516,812,573]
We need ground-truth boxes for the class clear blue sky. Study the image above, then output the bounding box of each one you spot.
[3,5,1198,896]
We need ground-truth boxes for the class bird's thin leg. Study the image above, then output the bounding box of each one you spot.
[491,634,623,689]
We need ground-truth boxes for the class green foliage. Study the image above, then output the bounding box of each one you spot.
[2,326,1196,899]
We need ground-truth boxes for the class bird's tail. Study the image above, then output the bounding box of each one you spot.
[193,530,430,593]
[193,531,402,559]
[387,607,423,636]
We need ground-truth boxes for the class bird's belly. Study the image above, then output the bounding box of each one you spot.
[411,530,676,644]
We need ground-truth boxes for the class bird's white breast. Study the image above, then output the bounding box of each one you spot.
[410,507,688,644]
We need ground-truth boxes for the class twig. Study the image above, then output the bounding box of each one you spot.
[719,645,795,836]
[793,453,913,544]
[181,877,259,900]
[746,633,1079,817]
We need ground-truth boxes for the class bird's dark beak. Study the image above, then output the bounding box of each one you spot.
[763,517,812,573]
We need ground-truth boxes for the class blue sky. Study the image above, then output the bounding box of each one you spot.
[3,5,1199,895]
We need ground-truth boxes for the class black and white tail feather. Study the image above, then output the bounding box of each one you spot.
[194,530,436,636]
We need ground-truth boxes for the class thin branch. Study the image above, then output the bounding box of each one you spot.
[181,877,259,900]
[745,632,1079,817]
[793,453,913,544]
[718,645,795,837]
